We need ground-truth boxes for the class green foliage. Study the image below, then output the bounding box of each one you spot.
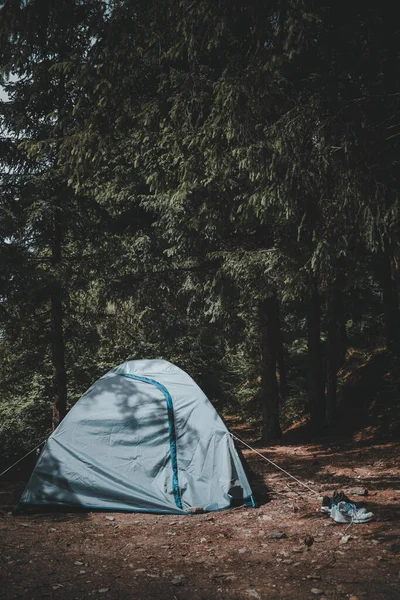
[1,1,400,466]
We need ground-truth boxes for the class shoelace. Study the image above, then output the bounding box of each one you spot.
[343,502,356,532]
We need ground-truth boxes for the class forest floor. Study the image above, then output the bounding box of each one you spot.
[1,350,400,600]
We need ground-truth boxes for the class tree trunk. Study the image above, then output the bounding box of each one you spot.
[306,282,325,431]
[382,242,399,355]
[275,297,288,400]
[260,296,282,444]
[266,294,288,400]
[325,283,337,426]
[51,209,67,429]
[325,282,347,424]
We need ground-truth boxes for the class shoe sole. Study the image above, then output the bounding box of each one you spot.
[352,516,374,523]
[331,512,374,523]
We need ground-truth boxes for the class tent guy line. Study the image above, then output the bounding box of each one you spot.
[0,439,46,479]
[230,432,320,497]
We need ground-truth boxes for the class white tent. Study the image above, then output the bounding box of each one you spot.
[17,360,254,514]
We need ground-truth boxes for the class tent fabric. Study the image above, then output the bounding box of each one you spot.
[17,359,254,514]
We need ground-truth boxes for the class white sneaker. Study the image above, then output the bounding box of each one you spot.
[331,501,374,524]
[323,505,369,515]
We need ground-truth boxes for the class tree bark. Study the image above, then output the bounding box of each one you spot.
[381,242,399,355]
[325,282,347,425]
[275,297,288,400]
[260,296,282,443]
[306,282,325,431]
[325,283,337,426]
[51,209,67,429]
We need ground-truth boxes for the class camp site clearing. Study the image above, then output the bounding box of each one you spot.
[1,432,399,600]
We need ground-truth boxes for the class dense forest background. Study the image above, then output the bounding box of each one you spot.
[1,0,400,469]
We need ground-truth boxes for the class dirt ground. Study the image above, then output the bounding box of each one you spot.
[1,425,399,600]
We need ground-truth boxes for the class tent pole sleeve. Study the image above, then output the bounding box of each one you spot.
[118,374,183,510]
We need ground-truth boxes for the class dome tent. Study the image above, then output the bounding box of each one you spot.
[16,360,255,514]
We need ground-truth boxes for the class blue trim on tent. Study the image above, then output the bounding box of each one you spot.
[15,501,186,515]
[247,495,258,508]
[118,373,183,511]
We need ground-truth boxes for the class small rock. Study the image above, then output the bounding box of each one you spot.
[105,516,115,521]
[349,596,360,600]
[238,547,247,554]
[171,574,184,586]
[340,535,351,544]
[200,537,207,544]
[245,590,261,599]
[244,531,252,537]
[261,514,273,521]
[74,561,84,566]
[314,536,324,542]
[348,487,368,496]
[134,568,146,573]
[188,507,204,514]
[311,589,324,596]
[98,588,109,593]
[268,531,287,540]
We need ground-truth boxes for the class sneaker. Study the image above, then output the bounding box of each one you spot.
[322,502,369,516]
[321,491,365,513]
[321,496,333,513]
[331,501,374,524]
